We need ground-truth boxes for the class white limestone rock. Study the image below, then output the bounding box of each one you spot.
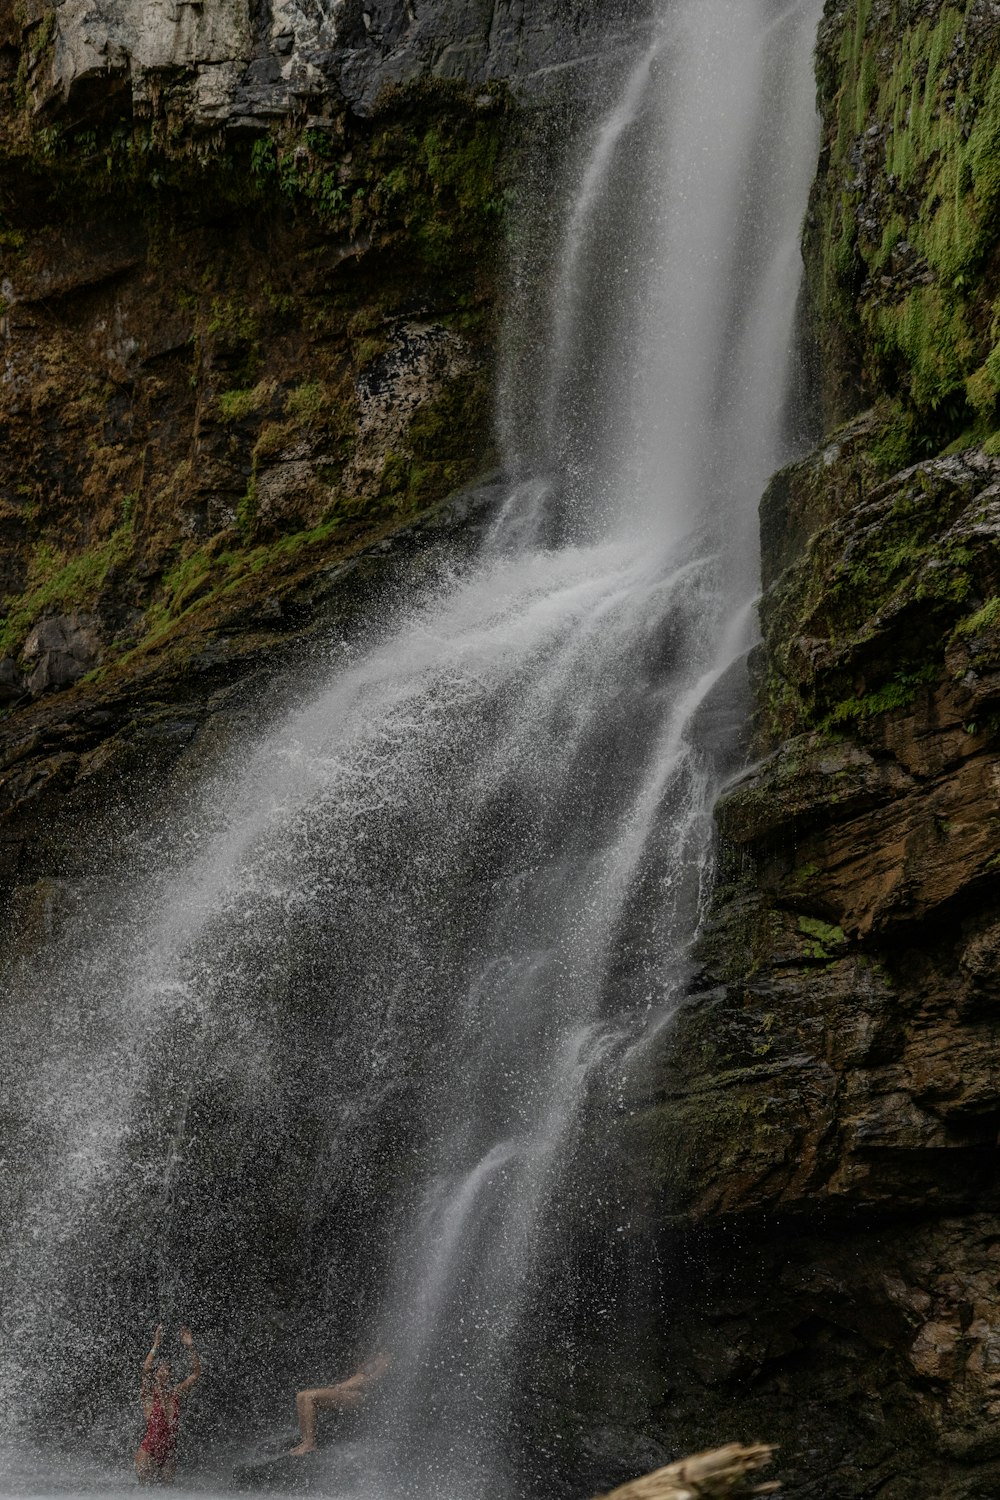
[38,0,647,125]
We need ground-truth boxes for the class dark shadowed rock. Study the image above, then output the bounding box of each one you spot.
[22,613,103,697]
[0,657,23,703]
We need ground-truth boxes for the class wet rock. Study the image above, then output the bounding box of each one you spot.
[22,612,103,697]
[618,402,1000,1493]
[910,1321,961,1381]
[0,656,23,703]
[254,457,320,532]
[344,323,478,498]
[0,477,502,914]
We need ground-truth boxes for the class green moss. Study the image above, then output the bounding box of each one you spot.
[788,861,821,888]
[28,10,56,60]
[352,337,386,369]
[217,381,272,423]
[867,402,918,472]
[813,2,1000,442]
[139,515,348,647]
[965,362,999,419]
[284,382,327,426]
[366,89,510,274]
[823,666,938,729]
[236,475,258,540]
[0,78,509,688]
[253,422,294,462]
[0,526,132,656]
[797,915,847,959]
[967,63,1000,224]
[954,595,1000,637]
[797,916,844,945]
[170,544,238,607]
[358,366,495,514]
[241,515,344,571]
[377,450,407,496]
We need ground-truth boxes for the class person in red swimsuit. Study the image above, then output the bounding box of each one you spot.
[134,1323,201,1484]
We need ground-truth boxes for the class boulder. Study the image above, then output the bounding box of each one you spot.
[22,612,102,697]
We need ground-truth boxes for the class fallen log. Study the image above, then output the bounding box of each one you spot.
[596,1444,779,1500]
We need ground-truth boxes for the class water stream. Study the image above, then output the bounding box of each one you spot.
[0,1,821,1494]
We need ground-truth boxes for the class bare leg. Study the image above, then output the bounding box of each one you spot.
[289,1386,360,1456]
[135,1448,157,1484]
[290,1389,323,1456]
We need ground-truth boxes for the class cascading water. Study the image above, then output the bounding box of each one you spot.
[0,1,821,1495]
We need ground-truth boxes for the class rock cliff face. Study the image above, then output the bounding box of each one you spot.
[622,2,1000,1496]
[42,0,640,120]
[0,0,643,914]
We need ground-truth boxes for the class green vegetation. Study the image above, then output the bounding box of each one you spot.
[755,426,999,745]
[0,526,132,656]
[797,915,846,960]
[253,422,294,462]
[375,368,493,510]
[814,1,1000,444]
[398,112,507,264]
[137,516,348,648]
[0,56,510,697]
[285,382,327,426]
[954,595,1000,637]
[822,666,938,729]
[217,382,273,423]
[0,70,511,277]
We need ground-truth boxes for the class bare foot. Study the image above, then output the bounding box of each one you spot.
[288,1442,316,1458]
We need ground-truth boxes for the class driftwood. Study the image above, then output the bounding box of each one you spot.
[596,1444,779,1500]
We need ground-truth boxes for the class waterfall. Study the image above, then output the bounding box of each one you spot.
[0,1,821,1494]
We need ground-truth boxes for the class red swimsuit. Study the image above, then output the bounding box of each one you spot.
[139,1389,179,1469]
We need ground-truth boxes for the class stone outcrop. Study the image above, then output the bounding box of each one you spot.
[21,609,102,692]
[29,0,646,123]
[616,3,1000,1495]
[601,430,1000,1490]
[0,475,502,924]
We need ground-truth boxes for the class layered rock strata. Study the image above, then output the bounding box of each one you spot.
[37,0,644,121]
[623,2,1000,1495]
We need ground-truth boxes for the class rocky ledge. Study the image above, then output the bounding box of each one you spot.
[620,427,1000,1499]
[21,0,648,126]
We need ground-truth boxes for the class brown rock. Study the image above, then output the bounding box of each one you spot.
[909,1321,961,1381]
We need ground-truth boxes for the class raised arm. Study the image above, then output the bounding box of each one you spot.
[143,1324,164,1375]
[175,1325,201,1397]
[140,1324,163,1415]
